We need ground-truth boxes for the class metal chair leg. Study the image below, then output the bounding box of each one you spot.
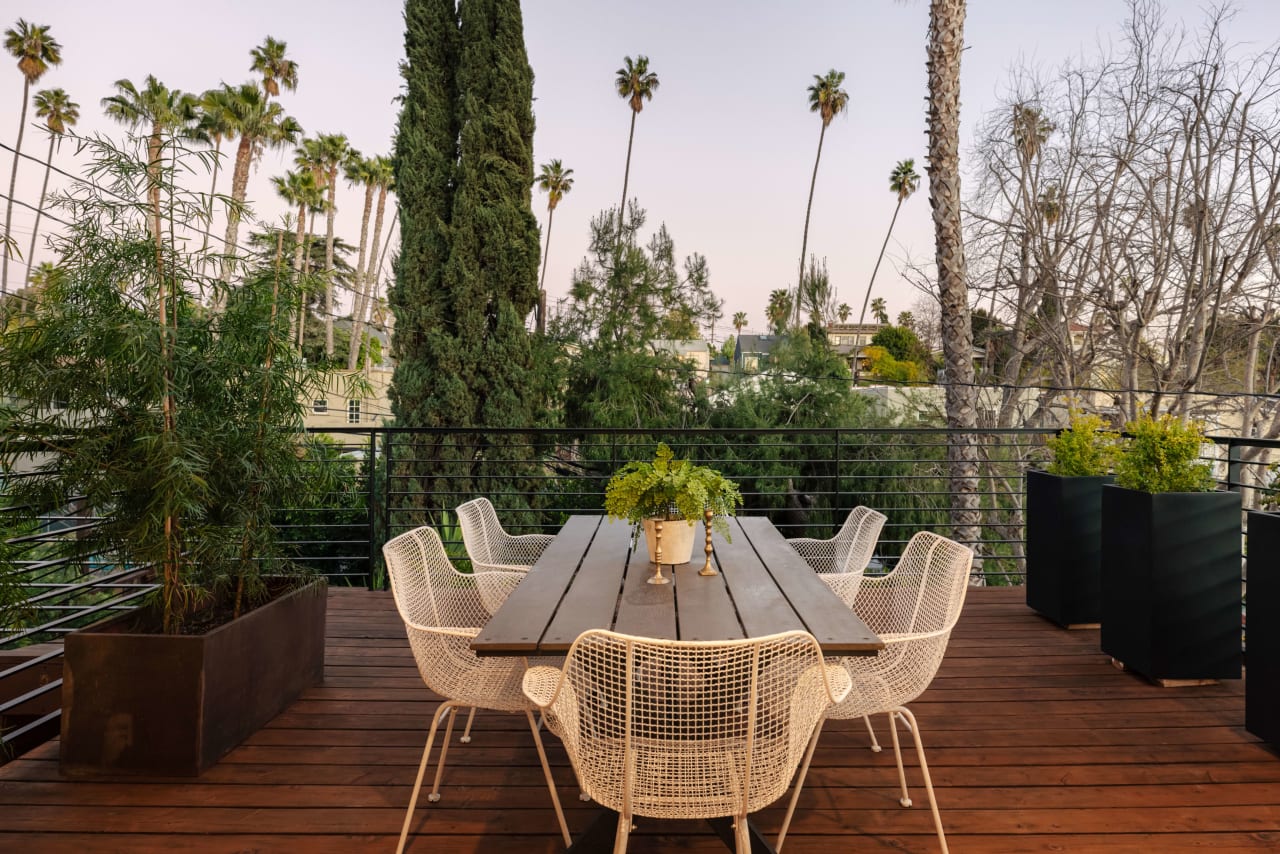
[459,706,477,743]
[397,700,462,854]
[526,710,572,847]
[428,705,460,802]
[776,718,826,851]
[734,813,750,854]
[613,812,632,854]
[887,708,912,807]
[899,706,949,854]
[863,713,882,752]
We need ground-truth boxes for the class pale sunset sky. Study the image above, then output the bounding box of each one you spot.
[5,1,1280,340]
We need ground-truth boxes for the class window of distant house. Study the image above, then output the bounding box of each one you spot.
[347,400,361,424]
[313,399,328,414]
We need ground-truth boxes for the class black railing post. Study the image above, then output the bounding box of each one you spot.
[383,429,395,591]
[835,430,844,519]
[1227,439,1244,494]
[366,429,378,590]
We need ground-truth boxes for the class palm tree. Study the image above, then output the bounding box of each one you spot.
[308,133,352,357]
[102,76,196,281]
[926,0,981,553]
[856,159,920,338]
[250,36,298,101]
[195,86,238,256]
[3,20,62,294]
[870,297,889,325]
[836,303,850,323]
[795,69,849,326]
[766,288,793,335]
[350,157,394,370]
[218,83,302,288]
[273,168,320,350]
[614,55,659,238]
[535,159,574,334]
[344,153,377,370]
[25,88,77,282]
[733,311,748,337]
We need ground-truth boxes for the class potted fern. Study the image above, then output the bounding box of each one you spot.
[1101,413,1241,683]
[1026,412,1119,628]
[604,443,743,566]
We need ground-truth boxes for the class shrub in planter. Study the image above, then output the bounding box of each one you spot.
[604,442,743,565]
[1026,413,1119,627]
[0,135,339,774]
[1101,414,1241,683]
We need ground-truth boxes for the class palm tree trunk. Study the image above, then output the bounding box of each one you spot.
[24,133,56,285]
[298,208,315,349]
[852,197,905,383]
[347,182,376,370]
[3,80,32,295]
[537,205,555,334]
[351,184,388,371]
[927,0,981,568]
[324,167,338,358]
[199,136,222,257]
[293,201,306,352]
[221,133,254,292]
[618,109,637,240]
[363,206,399,369]
[797,122,828,326]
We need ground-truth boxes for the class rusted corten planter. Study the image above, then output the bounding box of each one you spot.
[60,578,326,777]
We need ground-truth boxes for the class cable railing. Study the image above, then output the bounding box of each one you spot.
[2,425,1275,759]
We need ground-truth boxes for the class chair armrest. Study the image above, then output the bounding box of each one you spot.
[473,561,532,573]
[522,665,565,709]
[819,571,865,609]
[823,662,852,704]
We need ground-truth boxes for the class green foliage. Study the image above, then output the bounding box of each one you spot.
[553,205,721,351]
[1046,411,1119,477]
[604,443,742,536]
[0,135,333,633]
[871,324,931,365]
[564,345,705,430]
[862,345,927,384]
[1114,413,1214,493]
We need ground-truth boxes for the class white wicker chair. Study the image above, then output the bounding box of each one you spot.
[523,630,851,854]
[457,497,555,572]
[788,505,887,576]
[778,531,973,853]
[383,526,570,853]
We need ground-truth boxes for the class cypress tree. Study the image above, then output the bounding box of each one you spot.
[449,0,542,430]
[390,0,541,431]
[389,0,460,428]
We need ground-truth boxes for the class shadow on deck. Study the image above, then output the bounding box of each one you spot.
[0,587,1277,853]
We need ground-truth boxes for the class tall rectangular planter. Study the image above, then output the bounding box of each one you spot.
[60,578,327,777]
[1101,487,1241,682]
[1246,510,1280,744]
[1025,470,1113,628]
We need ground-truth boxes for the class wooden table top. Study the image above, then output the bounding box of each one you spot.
[471,514,883,656]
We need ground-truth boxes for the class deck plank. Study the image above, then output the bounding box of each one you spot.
[1,585,1277,853]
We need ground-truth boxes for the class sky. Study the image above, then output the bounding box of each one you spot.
[5,1,1280,342]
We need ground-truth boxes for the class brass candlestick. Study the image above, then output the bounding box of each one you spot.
[699,507,718,576]
[648,518,670,585]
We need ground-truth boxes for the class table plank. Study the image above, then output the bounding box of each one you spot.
[713,517,808,638]
[611,526,679,640]
[539,519,634,651]
[671,540,745,643]
[471,515,600,655]
[737,516,883,654]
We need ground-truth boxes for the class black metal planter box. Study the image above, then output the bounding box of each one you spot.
[1247,510,1280,744]
[1026,469,1114,628]
[1101,487,1241,683]
[60,578,327,777]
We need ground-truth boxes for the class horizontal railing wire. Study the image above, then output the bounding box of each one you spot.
[2,425,1275,759]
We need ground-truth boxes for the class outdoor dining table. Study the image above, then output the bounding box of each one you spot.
[472,513,883,853]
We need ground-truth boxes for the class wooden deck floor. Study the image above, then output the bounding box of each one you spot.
[1,586,1278,853]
